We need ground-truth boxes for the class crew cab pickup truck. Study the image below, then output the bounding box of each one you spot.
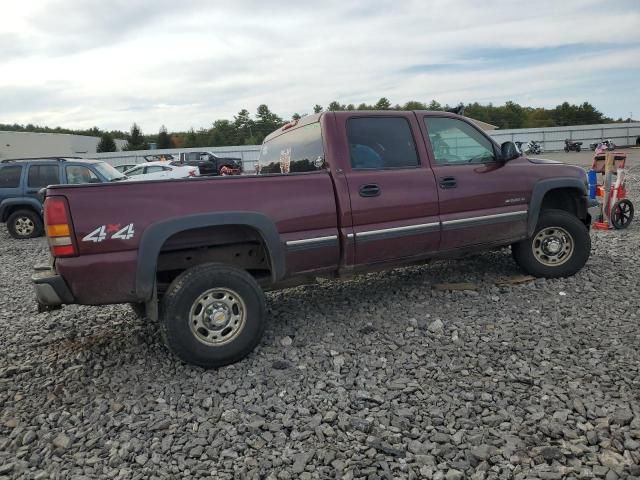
[32,112,594,368]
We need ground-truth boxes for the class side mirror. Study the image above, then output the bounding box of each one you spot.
[500,141,521,162]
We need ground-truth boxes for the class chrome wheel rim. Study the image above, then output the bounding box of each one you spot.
[15,217,35,236]
[189,288,246,346]
[532,226,574,266]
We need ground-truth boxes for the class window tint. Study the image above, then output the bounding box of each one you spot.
[258,122,325,174]
[347,117,419,169]
[424,117,496,165]
[0,165,23,188]
[28,165,60,188]
[65,165,99,184]
[126,167,144,176]
[145,166,164,173]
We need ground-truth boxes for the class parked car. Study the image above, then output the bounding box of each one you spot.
[172,151,243,176]
[144,154,175,162]
[114,164,137,173]
[32,111,596,368]
[0,157,125,239]
[123,161,199,181]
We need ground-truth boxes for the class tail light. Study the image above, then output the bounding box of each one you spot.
[44,196,77,257]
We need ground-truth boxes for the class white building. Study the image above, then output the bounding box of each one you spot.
[0,131,127,160]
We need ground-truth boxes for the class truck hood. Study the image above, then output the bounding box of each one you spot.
[526,157,562,165]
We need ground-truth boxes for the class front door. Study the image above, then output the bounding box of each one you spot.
[420,115,529,251]
[344,114,440,266]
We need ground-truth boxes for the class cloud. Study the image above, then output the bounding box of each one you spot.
[0,0,638,131]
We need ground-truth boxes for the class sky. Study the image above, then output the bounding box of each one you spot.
[0,0,639,132]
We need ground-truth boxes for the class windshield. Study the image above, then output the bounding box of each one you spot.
[94,162,127,181]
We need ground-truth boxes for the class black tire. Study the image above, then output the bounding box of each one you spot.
[576,146,581,152]
[129,302,147,318]
[7,209,43,239]
[512,209,591,278]
[159,263,266,368]
[564,146,569,152]
[611,199,634,229]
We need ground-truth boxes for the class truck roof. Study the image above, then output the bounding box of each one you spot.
[262,110,465,144]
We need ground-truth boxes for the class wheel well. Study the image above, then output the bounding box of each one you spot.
[155,225,271,290]
[2,204,41,223]
[540,188,587,222]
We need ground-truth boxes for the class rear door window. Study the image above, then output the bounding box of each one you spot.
[0,165,23,188]
[28,164,60,188]
[258,122,325,174]
[347,117,419,169]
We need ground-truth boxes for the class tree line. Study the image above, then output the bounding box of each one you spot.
[2,99,633,153]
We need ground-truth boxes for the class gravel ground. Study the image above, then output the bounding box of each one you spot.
[1,201,640,479]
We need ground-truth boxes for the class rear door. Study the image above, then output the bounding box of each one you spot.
[341,114,440,266]
[26,163,61,203]
[420,115,529,250]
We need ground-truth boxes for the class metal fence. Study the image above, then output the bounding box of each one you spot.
[488,122,640,152]
[87,122,640,171]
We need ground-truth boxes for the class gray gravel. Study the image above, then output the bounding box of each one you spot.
[1,208,639,479]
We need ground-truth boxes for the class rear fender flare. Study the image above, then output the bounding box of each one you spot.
[528,177,587,236]
[0,198,43,222]
[135,212,285,300]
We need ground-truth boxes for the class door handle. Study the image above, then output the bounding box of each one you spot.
[359,184,381,197]
[439,176,457,189]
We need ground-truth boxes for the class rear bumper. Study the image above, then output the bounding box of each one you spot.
[32,266,74,306]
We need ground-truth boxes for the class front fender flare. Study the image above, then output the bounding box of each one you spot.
[527,177,588,236]
[135,212,285,301]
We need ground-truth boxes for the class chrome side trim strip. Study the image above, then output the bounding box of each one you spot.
[357,222,440,239]
[286,235,338,247]
[441,210,527,230]
[286,235,338,251]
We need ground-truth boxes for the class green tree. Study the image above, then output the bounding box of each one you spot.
[208,120,236,146]
[183,128,198,148]
[313,104,323,114]
[123,123,148,151]
[374,97,391,110]
[403,100,427,110]
[254,104,283,142]
[328,101,346,111]
[357,103,370,110]
[292,113,302,121]
[96,133,117,152]
[427,100,443,111]
[233,109,255,144]
[157,125,172,149]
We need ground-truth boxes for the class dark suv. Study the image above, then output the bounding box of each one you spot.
[0,157,125,239]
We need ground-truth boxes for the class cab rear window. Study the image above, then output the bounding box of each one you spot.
[257,122,325,174]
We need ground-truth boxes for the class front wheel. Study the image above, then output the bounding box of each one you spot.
[159,263,266,368]
[564,146,569,152]
[512,209,591,278]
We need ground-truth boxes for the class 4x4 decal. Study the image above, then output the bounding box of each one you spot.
[82,223,135,243]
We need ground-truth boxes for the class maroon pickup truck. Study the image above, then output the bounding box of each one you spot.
[33,111,594,367]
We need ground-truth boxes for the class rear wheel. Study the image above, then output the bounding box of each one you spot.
[512,209,591,278]
[159,263,266,368]
[7,209,43,239]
